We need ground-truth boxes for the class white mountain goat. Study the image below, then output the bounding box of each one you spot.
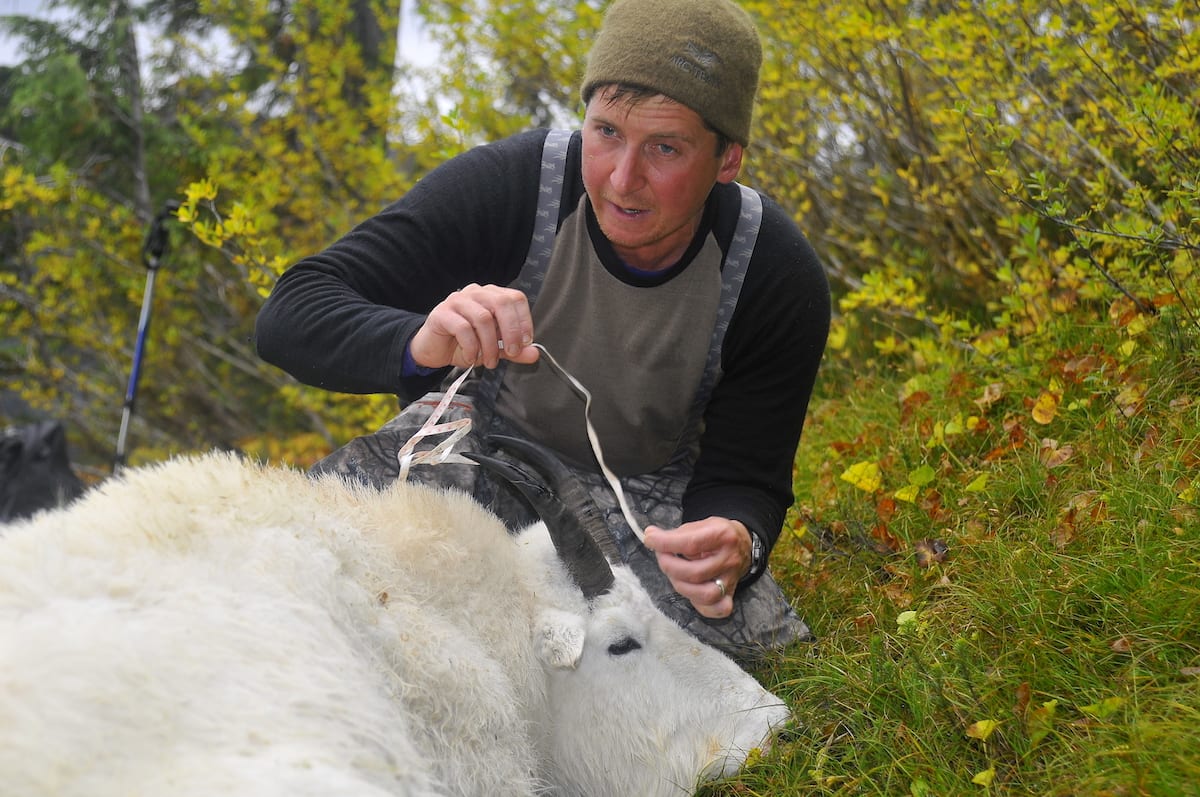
[0,435,790,797]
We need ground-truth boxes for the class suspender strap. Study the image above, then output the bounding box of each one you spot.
[478,129,572,406]
[682,182,762,434]
[513,128,573,303]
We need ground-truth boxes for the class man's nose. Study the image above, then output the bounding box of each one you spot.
[610,147,644,194]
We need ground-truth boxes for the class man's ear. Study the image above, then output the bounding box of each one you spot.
[716,143,744,184]
[535,608,586,670]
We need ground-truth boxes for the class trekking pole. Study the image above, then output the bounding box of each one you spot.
[114,200,180,474]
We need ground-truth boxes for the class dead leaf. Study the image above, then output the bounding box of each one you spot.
[1110,637,1132,654]
[1039,438,1074,468]
[1050,521,1077,549]
[914,538,949,568]
[917,417,934,439]
[1067,491,1107,518]
[1109,297,1141,326]
[1014,682,1032,716]
[1115,383,1146,417]
[880,578,913,608]
[1169,395,1194,411]
[1134,426,1160,463]
[852,612,876,629]
[872,522,903,552]
[970,416,992,435]
[963,518,990,540]
[984,443,1015,462]
[975,382,1005,411]
[1062,354,1104,384]
[901,390,933,423]
[1052,491,1107,547]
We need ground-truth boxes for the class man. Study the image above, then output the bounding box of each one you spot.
[255,0,830,661]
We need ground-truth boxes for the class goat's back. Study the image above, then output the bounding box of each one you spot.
[0,451,546,797]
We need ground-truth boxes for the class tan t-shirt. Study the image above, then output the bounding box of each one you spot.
[496,195,723,475]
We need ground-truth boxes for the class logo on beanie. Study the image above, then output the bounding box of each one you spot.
[670,41,722,87]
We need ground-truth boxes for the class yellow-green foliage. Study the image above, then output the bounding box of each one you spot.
[2,0,1196,473]
[745,0,1197,379]
[1,0,418,468]
[1,165,146,463]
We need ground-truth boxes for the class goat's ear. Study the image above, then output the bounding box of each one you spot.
[535,609,585,670]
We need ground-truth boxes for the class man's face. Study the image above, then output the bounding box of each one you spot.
[581,87,743,272]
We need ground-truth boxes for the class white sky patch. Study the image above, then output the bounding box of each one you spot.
[0,0,54,65]
[1,1,441,68]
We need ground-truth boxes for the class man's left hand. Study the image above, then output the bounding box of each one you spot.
[643,517,752,619]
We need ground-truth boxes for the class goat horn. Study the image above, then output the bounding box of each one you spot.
[466,435,615,601]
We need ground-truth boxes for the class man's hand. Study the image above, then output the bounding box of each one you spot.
[643,517,753,619]
[409,283,540,370]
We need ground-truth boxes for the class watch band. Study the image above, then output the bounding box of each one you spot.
[740,529,766,584]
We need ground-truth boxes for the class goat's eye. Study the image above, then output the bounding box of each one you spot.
[607,637,642,656]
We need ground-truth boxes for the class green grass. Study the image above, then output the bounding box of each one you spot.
[704,309,1200,796]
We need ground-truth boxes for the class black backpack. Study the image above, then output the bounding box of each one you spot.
[0,420,85,522]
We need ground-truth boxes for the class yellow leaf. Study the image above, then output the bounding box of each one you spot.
[972,767,996,787]
[827,322,848,351]
[1031,391,1060,425]
[1027,699,1058,748]
[966,719,1000,741]
[840,461,882,492]
[894,484,920,503]
[965,473,989,493]
[927,421,946,447]
[185,178,218,205]
[1079,696,1125,718]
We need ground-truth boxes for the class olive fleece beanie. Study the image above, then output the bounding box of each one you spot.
[580,0,763,145]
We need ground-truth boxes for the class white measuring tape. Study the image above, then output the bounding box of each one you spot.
[396,367,476,480]
[395,343,645,542]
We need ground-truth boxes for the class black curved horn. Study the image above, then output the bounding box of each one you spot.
[466,435,615,601]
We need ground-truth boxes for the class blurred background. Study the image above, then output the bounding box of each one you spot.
[2,0,1195,482]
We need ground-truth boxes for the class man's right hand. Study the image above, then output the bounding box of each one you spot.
[408,283,540,370]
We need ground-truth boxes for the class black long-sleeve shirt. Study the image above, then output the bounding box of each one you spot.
[256,129,830,553]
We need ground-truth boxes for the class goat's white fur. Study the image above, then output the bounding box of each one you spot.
[0,451,789,796]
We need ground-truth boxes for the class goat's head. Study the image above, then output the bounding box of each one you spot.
[469,435,791,797]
